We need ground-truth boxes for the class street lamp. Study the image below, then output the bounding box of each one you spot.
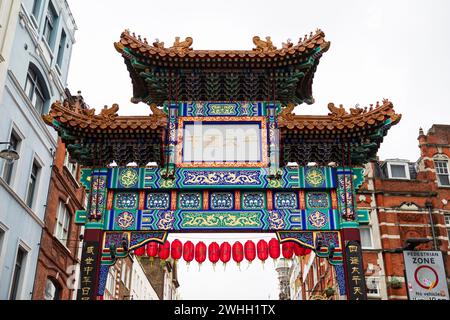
[0,142,19,162]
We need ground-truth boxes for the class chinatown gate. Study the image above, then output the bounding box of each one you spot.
[43,30,400,300]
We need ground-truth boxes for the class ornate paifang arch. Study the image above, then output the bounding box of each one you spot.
[44,30,400,300]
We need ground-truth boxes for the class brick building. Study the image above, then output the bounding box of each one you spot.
[137,257,180,300]
[104,256,133,300]
[32,138,86,300]
[290,124,450,300]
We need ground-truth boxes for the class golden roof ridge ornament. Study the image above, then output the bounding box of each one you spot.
[169,36,193,54]
[252,36,277,53]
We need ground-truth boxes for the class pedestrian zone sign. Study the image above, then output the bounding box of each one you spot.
[403,250,449,300]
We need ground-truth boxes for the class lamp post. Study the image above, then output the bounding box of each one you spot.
[0,142,20,162]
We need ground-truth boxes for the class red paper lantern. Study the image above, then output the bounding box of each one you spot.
[183,241,194,264]
[282,242,294,259]
[257,240,269,262]
[195,241,207,265]
[171,239,183,261]
[244,240,256,263]
[134,246,145,257]
[293,243,305,256]
[208,242,220,265]
[158,240,170,260]
[268,238,280,260]
[232,241,244,265]
[146,242,158,258]
[219,242,231,265]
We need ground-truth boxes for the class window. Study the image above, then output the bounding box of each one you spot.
[105,268,116,299]
[24,66,47,114]
[366,277,381,297]
[56,29,66,68]
[435,160,450,186]
[43,3,58,47]
[63,150,77,177]
[387,162,410,179]
[2,130,21,185]
[44,279,60,300]
[31,0,42,21]
[0,229,4,259]
[360,225,373,249]
[9,247,27,300]
[26,161,40,208]
[55,201,70,245]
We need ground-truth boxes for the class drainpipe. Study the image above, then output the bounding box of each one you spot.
[425,200,438,250]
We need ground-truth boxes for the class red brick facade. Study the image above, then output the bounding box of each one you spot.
[291,124,450,300]
[32,138,86,300]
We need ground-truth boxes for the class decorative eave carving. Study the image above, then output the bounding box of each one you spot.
[278,99,402,132]
[114,28,330,60]
[43,98,167,132]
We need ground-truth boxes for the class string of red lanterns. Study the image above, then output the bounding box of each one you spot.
[133,239,312,265]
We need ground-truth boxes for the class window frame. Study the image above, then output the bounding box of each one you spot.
[24,66,48,114]
[434,159,450,187]
[366,276,381,298]
[2,129,22,186]
[386,161,410,180]
[8,243,30,300]
[360,225,374,249]
[54,201,70,246]
[25,160,41,209]
[42,2,58,47]
[44,278,61,300]
[56,29,67,69]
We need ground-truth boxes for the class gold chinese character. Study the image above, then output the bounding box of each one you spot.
[84,257,95,265]
[86,246,95,254]
[348,245,358,253]
[352,275,361,285]
[350,257,359,265]
[81,287,91,295]
[353,287,362,295]
[83,266,94,275]
[352,267,360,274]
[82,276,92,285]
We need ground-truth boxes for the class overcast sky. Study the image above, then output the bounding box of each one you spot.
[66,0,450,299]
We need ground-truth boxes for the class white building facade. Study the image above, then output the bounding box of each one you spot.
[130,256,159,300]
[0,0,76,300]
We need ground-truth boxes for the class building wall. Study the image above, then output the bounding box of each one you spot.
[130,255,159,300]
[32,138,85,300]
[104,256,132,300]
[0,0,76,300]
[289,125,450,300]
[0,0,21,100]
[137,257,180,300]
[357,124,450,300]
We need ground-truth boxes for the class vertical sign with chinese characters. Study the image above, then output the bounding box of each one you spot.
[77,241,100,300]
[345,240,368,300]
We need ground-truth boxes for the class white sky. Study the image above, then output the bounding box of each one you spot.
[66,0,450,299]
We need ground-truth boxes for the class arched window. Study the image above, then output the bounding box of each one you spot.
[24,64,49,114]
[434,154,450,187]
[44,278,61,300]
